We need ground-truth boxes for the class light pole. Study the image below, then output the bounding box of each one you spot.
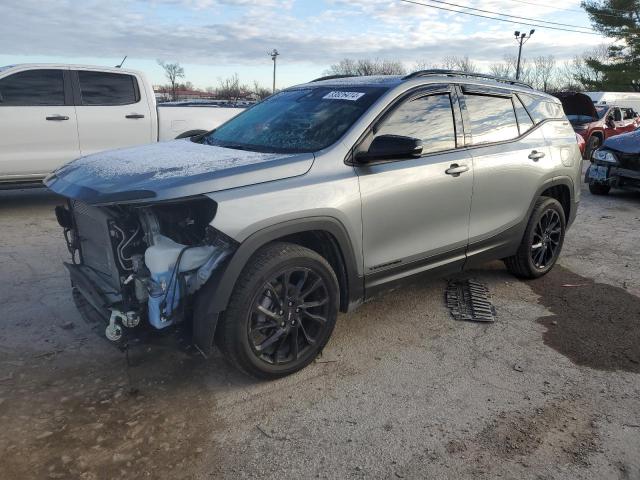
[269,49,279,93]
[514,29,534,80]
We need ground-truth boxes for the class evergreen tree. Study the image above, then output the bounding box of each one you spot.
[582,0,640,91]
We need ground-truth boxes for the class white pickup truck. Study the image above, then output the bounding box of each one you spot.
[0,64,243,187]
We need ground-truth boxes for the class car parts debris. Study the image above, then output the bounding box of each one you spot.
[445,280,496,322]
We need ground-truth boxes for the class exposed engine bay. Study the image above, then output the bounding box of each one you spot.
[55,196,236,345]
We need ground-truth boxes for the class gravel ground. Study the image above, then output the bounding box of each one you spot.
[0,165,639,479]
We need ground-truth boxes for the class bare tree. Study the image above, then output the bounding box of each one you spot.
[488,54,533,83]
[532,55,557,92]
[158,60,185,101]
[253,80,272,101]
[488,61,513,78]
[325,58,406,76]
[411,60,437,72]
[437,55,479,73]
[217,73,242,102]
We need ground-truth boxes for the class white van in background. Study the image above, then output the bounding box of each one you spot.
[585,91,640,113]
[0,64,243,188]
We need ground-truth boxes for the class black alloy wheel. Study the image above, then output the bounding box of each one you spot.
[504,196,566,279]
[530,209,562,269]
[248,267,330,365]
[217,242,339,379]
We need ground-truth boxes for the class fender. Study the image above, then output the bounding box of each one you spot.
[192,216,363,355]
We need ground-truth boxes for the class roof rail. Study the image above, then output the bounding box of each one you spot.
[310,74,358,82]
[403,69,533,89]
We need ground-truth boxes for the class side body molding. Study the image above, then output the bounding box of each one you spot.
[192,216,363,354]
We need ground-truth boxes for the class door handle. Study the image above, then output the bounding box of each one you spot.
[125,113,145,119]
[445,164,469,176]
[528,150,545,161]
[46,115,69,121]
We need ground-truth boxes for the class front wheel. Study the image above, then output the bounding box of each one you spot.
[504,197,566,279]
[216,242,339,379]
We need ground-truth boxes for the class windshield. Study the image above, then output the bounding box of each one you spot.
[566,114,596,125]
[203,86,386,153]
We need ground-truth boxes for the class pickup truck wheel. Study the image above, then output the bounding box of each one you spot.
[217,242,339,379]
[504,197,566,279]
[588,182,611,195]
[585,135,601,159]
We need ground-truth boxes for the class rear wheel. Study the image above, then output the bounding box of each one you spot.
[217,242,339,379]
[504,197,566,279]
[588,182,611,195]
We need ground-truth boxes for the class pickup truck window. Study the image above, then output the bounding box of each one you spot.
[375,93,456,153]
[464,94,519,145]
[78,71,139,106]
[0,69,65,106]
[203,86,386,153]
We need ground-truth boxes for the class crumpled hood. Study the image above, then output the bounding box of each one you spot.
[553,92,598,120]
[45,140,314,205]
[602,128,640,154]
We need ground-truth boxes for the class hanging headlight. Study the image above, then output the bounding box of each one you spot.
[593,149,618,164]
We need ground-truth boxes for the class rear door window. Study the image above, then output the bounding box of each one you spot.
[0,69,65,106]
[78,71,139,106]
[376,93,456,154]
[463,94,519,144]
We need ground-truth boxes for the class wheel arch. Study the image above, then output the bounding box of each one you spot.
[590,130,604,141]
[192,217,363,355]
[540,181,572,222]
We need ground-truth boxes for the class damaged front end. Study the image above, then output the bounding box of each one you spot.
[586,148,640,191]
[55,196,236,347]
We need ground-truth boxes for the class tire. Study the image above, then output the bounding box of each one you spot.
[585,135,601,160]
[504,197,566,279]
[216,242,339,379]
[588,182,611,195]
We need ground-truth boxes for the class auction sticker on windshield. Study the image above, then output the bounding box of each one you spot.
[323,91,366,101]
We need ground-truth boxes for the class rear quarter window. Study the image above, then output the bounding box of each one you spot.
[518,93,564,123]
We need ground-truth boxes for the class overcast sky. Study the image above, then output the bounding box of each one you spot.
[0,0,606,89]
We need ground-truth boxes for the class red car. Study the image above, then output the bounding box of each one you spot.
[576,132,586,157]
[554,92,640,158]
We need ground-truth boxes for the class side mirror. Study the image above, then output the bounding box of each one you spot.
[356,135,423,163]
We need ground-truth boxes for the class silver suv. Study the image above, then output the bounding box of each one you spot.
[47,70,582,378]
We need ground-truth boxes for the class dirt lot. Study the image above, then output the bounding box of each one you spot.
[1,168,639,479]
